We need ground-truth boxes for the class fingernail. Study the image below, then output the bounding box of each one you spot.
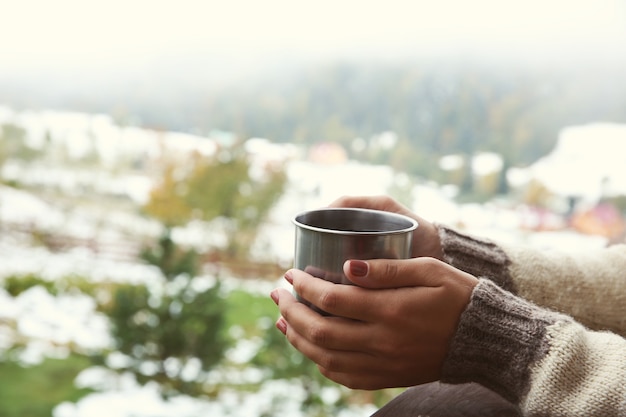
[276,317,287,335]
[270,289,279,305]
[349,260,369,277]
[284,270,294,284]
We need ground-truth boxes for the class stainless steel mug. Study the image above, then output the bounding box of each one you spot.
[292,207,418,314]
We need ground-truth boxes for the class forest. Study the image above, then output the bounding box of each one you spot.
[207,62,625,175]
[6,59,622,180]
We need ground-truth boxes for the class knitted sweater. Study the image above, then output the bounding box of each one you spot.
[437,225,626,416]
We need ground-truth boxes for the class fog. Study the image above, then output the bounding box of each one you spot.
[2,0,626,100]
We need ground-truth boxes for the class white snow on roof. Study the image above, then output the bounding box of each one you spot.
[2,107,219,166]
[472,152,503,176]
[529,122,626,199]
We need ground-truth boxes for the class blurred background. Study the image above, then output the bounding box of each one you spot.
[1,1,626,416]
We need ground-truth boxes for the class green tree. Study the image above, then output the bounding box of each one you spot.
[144,144,287,259]
[143,162,194,227]
[112,142,287,399]
[100,279,228,398]
[0,123,41,162]
[141,229,199,280]
[103,205,229,398]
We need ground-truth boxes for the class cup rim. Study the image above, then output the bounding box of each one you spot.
[292,207,418,235]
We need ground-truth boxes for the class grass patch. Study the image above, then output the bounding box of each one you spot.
[0,354,93,417]
[223,289,278,337]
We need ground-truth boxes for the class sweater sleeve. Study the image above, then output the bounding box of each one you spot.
[442,279,626,416]
[438,224,626,336]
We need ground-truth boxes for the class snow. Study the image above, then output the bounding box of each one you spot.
[54,373,376,417]
[439,154,464,171]
[438,152,504,176]
[526,122,626,200]
[0,285,111,364]
[0,244,162,285]
[0,185,64,227]
[472,152,503,176]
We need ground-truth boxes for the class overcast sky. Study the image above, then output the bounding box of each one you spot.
[1,0,626,84]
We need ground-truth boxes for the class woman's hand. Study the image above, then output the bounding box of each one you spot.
[271,257,478,390]
[329,195,443,260]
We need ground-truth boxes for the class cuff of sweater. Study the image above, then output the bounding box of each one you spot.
[437,224,515,292]
[441,279,569,404]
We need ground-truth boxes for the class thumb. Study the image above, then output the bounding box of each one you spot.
[343,257,445,289]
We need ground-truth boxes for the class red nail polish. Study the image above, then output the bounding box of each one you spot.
[276,318,287,335]
[270,289,279,305]
[349,260,369,277]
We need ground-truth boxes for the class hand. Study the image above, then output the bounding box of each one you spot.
[329,195,443,260]
[271,257,478,390]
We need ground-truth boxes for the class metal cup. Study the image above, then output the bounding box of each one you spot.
[292,207,418,315]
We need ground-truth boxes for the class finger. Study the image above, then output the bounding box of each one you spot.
[275,288,384,371]
[276,288,374,351]
[327,195,442,259]
[288,268,388,321]
[343,257,447,289]
[282,322,383,374]
[328,195,414,218]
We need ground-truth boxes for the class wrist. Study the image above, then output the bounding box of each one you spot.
[416,221,444,260]
[441,279,568,403]
[437,225,515,292]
